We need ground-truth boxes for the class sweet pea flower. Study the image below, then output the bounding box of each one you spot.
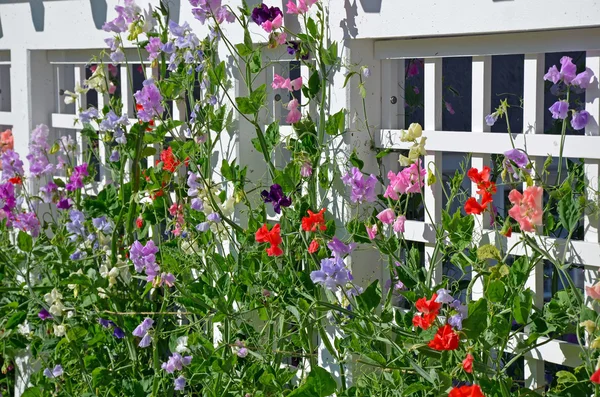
[586,282,600,300]
[300,161,312,177]
[342,167,377,203]
[393,215,406,233]
[43,365,64,379]
[572,68,594,89]
[507,186,543,233]
[571,110,589,130]
[435,289,454,304]
[261,184,292,214]
[485,113,498,126]
[286,99,302,124]
[161,353,192,373]
[134,79,164,122]
[174,376,187,391]
[310,257,353,291]
[549,100,569,120]
[133,318,154,348]
[251,4,283,25]
[286,0,318,15]
[559,56,577,84]
[376,208,395,225]
[400,123,422,142]
[366,224,378,240]
[262,14,283,32]
[327,237,356,258]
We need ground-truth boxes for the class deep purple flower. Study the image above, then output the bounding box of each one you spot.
[38,308,52,320]
[571,110,589,130]
[261,184,291,214]
[286,41,309,60]
[310,257,353,291]
[57,198,72,210]
[98,318,113,328]
[66,163,88,191]
[549,100,569,120]
[327,237,356,258]
[341,167,377,203]
[70,250,84,260]
[113,327,125,339]
[134,79,164,122]
[0,182,16,212]
[251,4,282,25]
[174,375,186,391]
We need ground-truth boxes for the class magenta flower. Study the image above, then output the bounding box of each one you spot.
[571,110,589,130]
[543,65,560,84]
[384,161,426,199]
[549,100,569,120]
[445,101,455,115]
[13,212,41,238]
[261,184,292,214]
[377,208,396,225]
[0,182,16,213]
[286,99,302,124]
[66,163,89,191]
[504,148,530,178]
[300,161,312,177]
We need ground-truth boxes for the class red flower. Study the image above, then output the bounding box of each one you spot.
[448,385,485,397]
[412,293,442,330]
[8,176,22,185]
[308,239,319,254]
[256,224,283,257]
[467,166,491,185]
[159,147,181,173]
[301,209,327,232]
[464,197,485,215]
[136,217,144,229]
[428,324,459,351]
[462,353,474,373]
[591,368,600,384]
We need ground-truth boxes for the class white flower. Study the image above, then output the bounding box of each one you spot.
[86,66,107,93]
[400,123,423,142]
[399,137,427,166]
[63,91,77,105]
[49,301,66,317]
[175,336,189,353]
[142,5,156,33]
[18,320,31,336]
[44,289,63,306]
[54,324,66,337]
[97,287,108,299]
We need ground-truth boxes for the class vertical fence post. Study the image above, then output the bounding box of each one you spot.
[423,58,443,285]
[470,56,492,300]
[522,52,546,392]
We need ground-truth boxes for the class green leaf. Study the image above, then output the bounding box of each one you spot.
[5,311,27,330]
[287,366,337,397]
[306,17,318,39]
[343,71,357,88]
[349,150,364,170]
[509,256,529,287]
[235,43,253,57]
[251,121,280,154]
[356,280,381,312]
[556,370,578,384]
[513,289,534,324]
[462,299,488,338]
[487,280,506,303]
[17,231,33,252]
[477,244,502,261]
[442,210,474,252]
[236,84,266,115]
[208,61,226,87]
[21,387,42,397]
[249,49,262,73]
[92,367,112,388]
[308,70,321,99]
[558,189,581,233]
[325,109,345,136]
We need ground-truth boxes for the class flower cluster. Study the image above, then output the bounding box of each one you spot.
[464,166,496,215]
[342,167,377,203]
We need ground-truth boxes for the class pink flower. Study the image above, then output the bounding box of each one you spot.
[276,32,287,45]
[507,186,543,233]
[393,215,406,233]
[300,161,312,177]
[272,74,292,90]
[445,101,455,115]
[286,99,302,124]
[377,208,395,225]
[262,13,282,32]
[586,282,600,300]
[108,82,117,95]
[384,161,426,199]
[366,224,378,240]
[286,0,317,14]
[290,77,303,91]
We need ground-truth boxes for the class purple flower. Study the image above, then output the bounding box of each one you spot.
[161,353,192,373]
[544,65,560,84]
[102,1,139,33]
[66,163,88,191]
[435,289,454,304]
[207,212,221,223]
[27,125,54,178]
[0,182,16,212]
[485,113,498,127]
[13,212,40,238]
[191,198,204,211]
[70,250,84,260]
[251,4,282,25]
[504,148,529,169]
[134,79,164,122]
[130,240,160,282]
[237,347,248,358]
[341,167,377,203]
[445,101,455,115]
[145,37,162,62]
[448,314,463,330]
[310,257,353,291]
[572,68,594,89]
[174,375,186,391]
[99,110,129,132]
[215,7,235,23]
[113,327,125,339]
[93,216,113,234]
[66,210,86,238]
[300,161,312,177]
[187,171,201,196]
[559,56,577,84]
[450,299,468,318]
[79,107,99,124]
[327,237,356,258]
[43,365,63,379]
[261,184,292,214]
[286,41,309,60]
[109,150,120,162]
[114,128,127,145]
[57,198,72,210]
[39,181,58,203]
[160,272,176,287]
[1,150,24,181]
[571,110,589,130]
[133,318,154,347]
[98,318,112,328]
[38,308,52,320]
[549,100,569,120]
[196,222,210,232]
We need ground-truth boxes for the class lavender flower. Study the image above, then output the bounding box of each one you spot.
[43,365,63,379]
[549,100,569,120]
[310,257,353,291]
[66,210,86,238]
[139,333,152,348]
[39,181,58,203]
[1,150,24,181]
[27,125,54,178]
[174,375,186,391]
[191,198,204,211]
[13,213,41,238]
[261,184,292,214]
[79,107,99,124]
[572,68,594,89]
[145,37,163,62]
[130,240,160,282]
[0,182,16,212]
[99,110,129,132]
[109,150,120,162]
[341,167,377,203]
[207,213,221,223]
[485,113,498,127]
[327,237,356,258]
[93,216,113,234]
[161,353,192,373]
[435,289,454,304]
[571,110,590,130]
[132,318,154,347]
[134,79,164,122]
[196,222,210,232]
[237,347,248,358]
[448,314,463,330]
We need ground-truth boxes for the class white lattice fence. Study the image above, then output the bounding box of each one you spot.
[374,28,600,390]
